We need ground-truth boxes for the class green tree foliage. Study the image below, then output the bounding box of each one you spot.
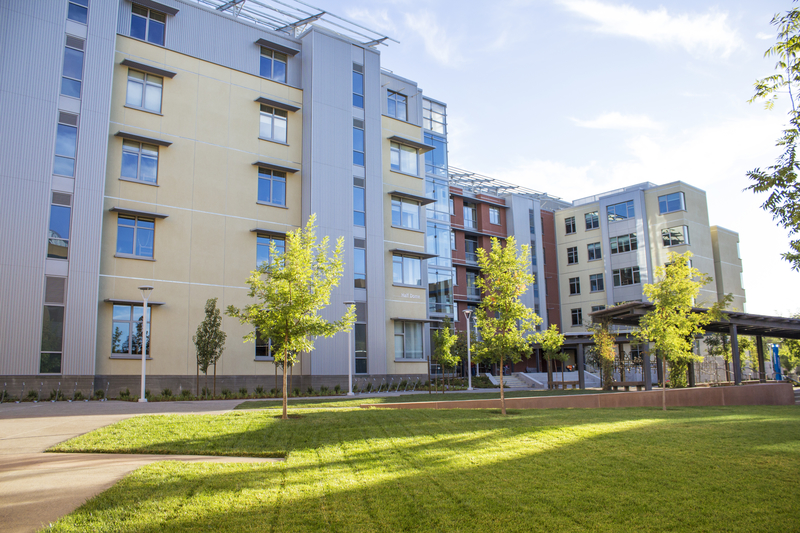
[748,4,800,271]
[194,298,227,395]
[636,252,723,388]
[432,318,459,393]
[589,320,616,390]
[779,336,800,373]
[535,324,565,389]
[473,236,541,414]
[226,215,355,419]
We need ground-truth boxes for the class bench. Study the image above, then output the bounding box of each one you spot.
[612,381,645,391]
[551,380,581,390]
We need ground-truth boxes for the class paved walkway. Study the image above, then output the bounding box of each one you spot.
[0,400,278,533]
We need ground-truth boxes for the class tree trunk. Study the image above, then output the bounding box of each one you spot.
[213,363,217,397]
[196,364,199,397]
[290,361,293,393]
[282,352,288,420]
[547,357,553,390]
[499,354,506,415]
[275,363,278,391]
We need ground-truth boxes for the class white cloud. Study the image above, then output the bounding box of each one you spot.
[345,8,397,35]
[403,11,464,66]
[559,0,743,58]
[756,32,773,40]
[572,112,662,130]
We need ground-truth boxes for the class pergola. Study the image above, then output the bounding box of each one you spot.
[580,303,800,389]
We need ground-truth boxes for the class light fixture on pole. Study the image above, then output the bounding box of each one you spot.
[343,301,356,396]
[138,285,154,402]
[463,308,473,391]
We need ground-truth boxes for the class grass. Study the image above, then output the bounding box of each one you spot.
[45,406,800,532]
[236,388,608,409]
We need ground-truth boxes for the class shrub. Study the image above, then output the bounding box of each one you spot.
[320,385,329,395]
[73,391,84,401]
[118,389,131,400]
[144,389,152,400]
[255,385,265,395]
[180,389,193,399]
[307,386,315,395]
[269,388,278,398]
[221,388,233,399]
[201,387,211,399]
[239,387,248,395]
[365,382,373,392]
[27,390,39,401]
[292,387,301,397]
[334,384,341,394]
[93,389,105,400]
[399,380,408,389]
[49,389,65,401]
[161,388,173,398]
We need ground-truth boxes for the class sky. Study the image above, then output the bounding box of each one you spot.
[322,0,798,316]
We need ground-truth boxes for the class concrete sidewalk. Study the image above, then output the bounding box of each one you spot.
[0,399,274,533]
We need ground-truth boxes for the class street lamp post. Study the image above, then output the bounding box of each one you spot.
[344,301,356,396]
[463,309,473,391]
[138,285,153,403]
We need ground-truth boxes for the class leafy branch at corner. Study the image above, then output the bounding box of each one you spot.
[226,215,355,419]
[748,3,800,271]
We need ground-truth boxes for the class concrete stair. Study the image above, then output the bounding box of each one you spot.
[484,374,529,388]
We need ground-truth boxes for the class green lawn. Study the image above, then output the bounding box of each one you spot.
[236,388,608,409]
[46,406,800,532]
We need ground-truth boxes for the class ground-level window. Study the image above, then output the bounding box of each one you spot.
[111,304,150,356]
[394,321,423,359]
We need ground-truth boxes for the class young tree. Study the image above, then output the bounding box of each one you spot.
[194,297,227,397]
[589,320,616,390]
[473,236,541,415]
[432,318,459,393]
[452,329,477,379]
[636,251,724,394]
[226,215,356,419]
[535,324,565,389]
[747,5,800,271]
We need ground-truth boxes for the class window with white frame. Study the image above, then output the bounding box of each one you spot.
[393,255,421,286]
[353,120,365,166]
[126,70,162,113]
[489,207,500,225]
[463,203,477,229]
[569,277,580,295]
[121,140,158,183]
[587,242,602,261]
[260,48,287,83]
[610,233,638,254]
[613,266,641,287]
[661,225,689,247]
[61,36,84,98]
[585,211,599,230]
[590,273,604,292]
[259,105,288,143]
[571,308,582,326]
[390,142,418,174]
[423,99,446,134]
[256,235,284,268]
[658,192,685,214]
[607,200,634,221]
[116,215,154,258]
[67,0,88,24]
[565,216,576,234]
[354,240,366,288]
[387,90,407,121]
[111,304,150,356]
[257,168,286,207]
[567,246,578,264]
[391,196,420,230]
[131,5,165,46]
[394,321,423,359]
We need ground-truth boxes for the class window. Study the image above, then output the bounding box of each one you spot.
[424,133,447,176]
[353,120,364,166]
[658,192,685,214]
[427,222,452,267]
[607,200,635,221]
[571,308,583,326]
[489,207,500,225]
[259,105,287,143]
[737,242,741,259]
[569,277,580,295]
[390,142,418,174]
[255,328,274,359]
[54,113,78,177]
[426,178,449,222]
[387,90,407,121]
[352,64,364,108]
[41,276,67,374]
[395,321,423,359]
[450,230,456,251]
[393,255,421,286]
[587,242,602,261]
[662,225,689,247]
[257,168,286,206]
[585,211,599,230]
[354,240,366,288]
[465,235,478,263]
[590,273,604,292]
[130,4,166,46]
[121,140,158,183]
[423,99,446,134]
[565,216,576,234]
[355,321,367,373]
[354,185,365,226]
[463,203,477,229]
[466,271,480,299]
[61,36,84,98]
[591,305,606,313]
[449,198,455,216]
[67,0,88,24]
[613,266,641,287]
[111,304,150,356]
[48,193,71,260]
[391,196,420,230]
[126,70,162,113]
[428,268,453,314]
[116,215,154,258]
[529,210,536,234]
[259,48,287,83]
[256,235,284,267]
[610,233,638,254]
[567,246,578,264]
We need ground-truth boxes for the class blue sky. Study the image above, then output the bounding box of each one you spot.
[325,0,797,316]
